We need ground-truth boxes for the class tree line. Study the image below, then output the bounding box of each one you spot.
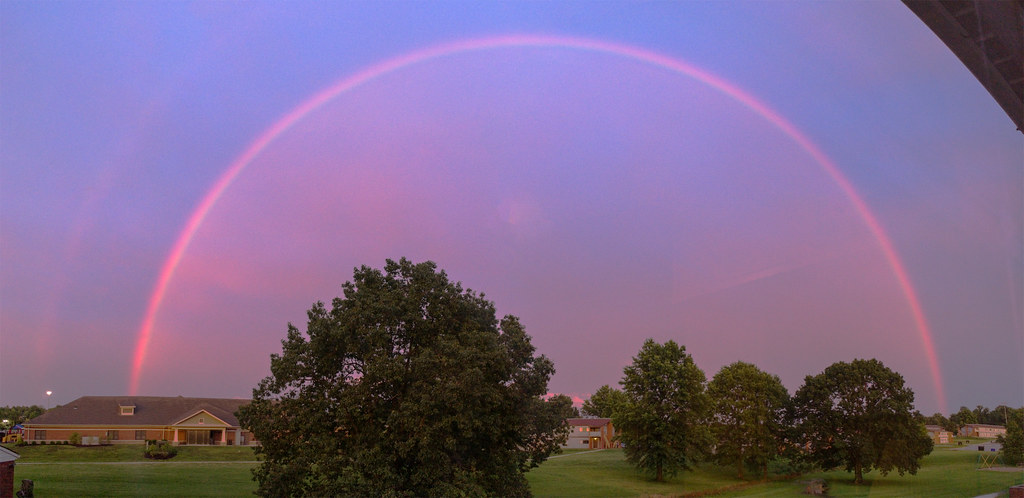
[920,405,1023,434]
[586,341,1024,481]
[583,339,935,484]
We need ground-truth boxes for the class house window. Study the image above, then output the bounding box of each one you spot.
[106,430,119,440]
[34,430,46,440]
[198,418,204,425]
[135,430,146,440]
[120,406,135,415]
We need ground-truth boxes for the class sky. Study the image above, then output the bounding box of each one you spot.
[1,1,1021,417]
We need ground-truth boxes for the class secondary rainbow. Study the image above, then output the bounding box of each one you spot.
[129,34,947,412]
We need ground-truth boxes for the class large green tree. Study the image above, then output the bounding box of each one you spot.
[581,385,627,418]
[789,359,933,484]
[707,361,789,479]
[614,339,710,482]
[238,259,569,497]
[997,408,1023,466]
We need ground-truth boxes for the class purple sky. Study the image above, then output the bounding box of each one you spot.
[2,1,1020,416]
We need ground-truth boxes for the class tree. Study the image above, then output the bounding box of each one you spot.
[921,412,950,431]
[997,408,1023,466]
[789,359,933,484]
[0,405,44,427]
[614,339,710,482]
[581,385,627,418]
[707,361,790,479]
[949,406,977,435]
[237,259,566,497]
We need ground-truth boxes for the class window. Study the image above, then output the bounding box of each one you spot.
[135,430,146,440]
[106,430,119,440]
[34,430,46,440]
[120,405,135,415]
[198,417,204,425]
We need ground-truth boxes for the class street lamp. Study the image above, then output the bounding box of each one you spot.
[45,390,52,410]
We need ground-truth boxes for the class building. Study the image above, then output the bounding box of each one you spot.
[959,424,1007,439]
[22,396,257,446]
[0,445,19,498]
[925,425,952,444]
[562,418,617,449]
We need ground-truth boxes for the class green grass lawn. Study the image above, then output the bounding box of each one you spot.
[6,443,1021,497]
[526,446,1022,497]
[8,443,258,462]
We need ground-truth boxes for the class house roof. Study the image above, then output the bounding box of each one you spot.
[0,445,19,463]
[566,417,612,427]
[24,396,250,427]
[964,424,1006,429]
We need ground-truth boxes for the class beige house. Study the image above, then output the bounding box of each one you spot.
[958,424,1007,439]
[23,396,257,446]
[562,418,617,449]
[925,424,953,444]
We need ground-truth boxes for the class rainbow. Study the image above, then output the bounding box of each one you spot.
[128,34,946,412]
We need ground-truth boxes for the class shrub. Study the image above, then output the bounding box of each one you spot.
[69,433,81,445]
[144,440,178,460]
[768,456,815,476]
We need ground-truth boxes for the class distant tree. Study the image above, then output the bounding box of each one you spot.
[974,405,992,425]
[950,406,977,434]
[0,406,44,426]
[707,361,789,479]
[237,259,565,497]
[993,405,1016,426]
[997,408,1024,466]
[789,359,933,484]
[614,339,710,482]
[921,412,950,430]
[581,385,628,418]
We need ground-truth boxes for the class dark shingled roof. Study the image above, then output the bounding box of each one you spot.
[25,396,250,427]
[566,417,612,427]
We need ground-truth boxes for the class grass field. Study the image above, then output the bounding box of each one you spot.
[6,443,1022,497]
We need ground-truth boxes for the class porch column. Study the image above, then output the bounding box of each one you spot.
[173,429,178,444]
[220,428,226,445]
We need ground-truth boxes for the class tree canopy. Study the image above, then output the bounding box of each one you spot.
[614,339,710,482]
[997,408,1024,466]
[788,359,933,484]
[707,361,789,479]
[0,405,44,426]
[581,385,627,418]
[237,259,569,497]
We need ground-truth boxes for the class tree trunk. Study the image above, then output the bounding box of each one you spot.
[657,463,663,482]
[854,466,863,484]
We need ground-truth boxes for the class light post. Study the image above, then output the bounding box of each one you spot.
[45,390,52,410]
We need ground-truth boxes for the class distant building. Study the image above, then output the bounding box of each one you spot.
[959,424,1007,439]
[22,396,257,446]
[925,424,952,444]
[562,418,617,449]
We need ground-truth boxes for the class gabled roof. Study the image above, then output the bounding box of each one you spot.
[964,423,1006,429]
[0,445,19,463]
[566,417,612,427]
[24,396,250,427]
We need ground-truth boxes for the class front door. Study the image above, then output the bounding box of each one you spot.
[185,430,211,445]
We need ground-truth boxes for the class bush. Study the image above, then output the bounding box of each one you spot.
[69,433,81,445]
[768,456,815,476]
[144,440,178,460]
